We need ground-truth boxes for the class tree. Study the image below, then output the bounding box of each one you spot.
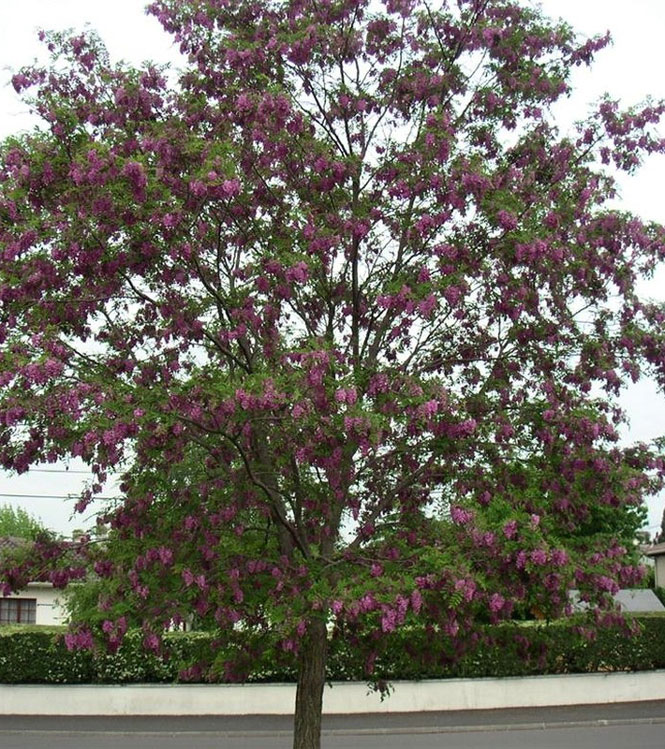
[0,504,47,539]
[1,1,665,746]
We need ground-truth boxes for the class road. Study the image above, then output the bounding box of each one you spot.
[2,701,664,748]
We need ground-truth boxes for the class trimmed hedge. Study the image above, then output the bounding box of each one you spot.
[655,588,665,608]
[363,616,665,681]
[1,617,664,684]
[0,627,212,684]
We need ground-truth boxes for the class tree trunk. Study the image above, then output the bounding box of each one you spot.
[293,616,328,749]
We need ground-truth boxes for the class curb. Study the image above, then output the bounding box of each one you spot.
[2,716,665,738]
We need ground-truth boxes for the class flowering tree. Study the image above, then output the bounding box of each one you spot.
[2,1,665,746]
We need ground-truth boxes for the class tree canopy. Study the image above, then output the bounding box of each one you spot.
[0,504,46,540]
[2,1,665,746]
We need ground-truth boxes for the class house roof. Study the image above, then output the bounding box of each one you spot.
[0,536,31,555]
[613,589,665,613]
[569,588,665,613]
[644,542,665,558]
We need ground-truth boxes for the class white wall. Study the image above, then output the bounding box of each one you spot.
[1,671,664,716]
[655,556,665,589]
[3,583,67,625]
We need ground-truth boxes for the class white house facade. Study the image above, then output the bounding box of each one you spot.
[0,582,67,626]
[645,542,665,589]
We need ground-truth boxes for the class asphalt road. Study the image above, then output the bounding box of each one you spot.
[2,701,664,748]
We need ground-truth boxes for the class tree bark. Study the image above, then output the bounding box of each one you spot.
[293,616,328,749]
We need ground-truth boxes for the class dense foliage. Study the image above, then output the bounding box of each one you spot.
[1,617,665,685]
[1,1,665,745]
[0,504,47,540]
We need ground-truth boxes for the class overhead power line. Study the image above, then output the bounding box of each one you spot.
[0,493,119,500]
[24,469,95,475]
[1,468,120,475]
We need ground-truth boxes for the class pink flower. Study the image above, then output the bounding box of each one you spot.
[450,505,472,525]
[454,578,477,602]
[420,400,438,418]
[497,210,518,230]
[381,608,397,633]
[503,520,518,539]
[530,549,547,565]
[122,161,147,189]
[443,285,462,306]
[64,629,94,651]
[370,562,383,577]
[221,178,241,197]
[360,593,377,612]
[418,294,437,317]
[597,575,619,593]
[444,618,459,637]
[11,73,31,93]
[285,261,309,283]
[43,359,64,377]
[551,549,568,566]
[144,632,160,652]
[236,93,252,111]
[489,593,505,612]
[182,569,195,587]
[189,179,206,197]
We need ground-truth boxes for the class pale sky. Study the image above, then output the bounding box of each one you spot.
[0,1,664,536]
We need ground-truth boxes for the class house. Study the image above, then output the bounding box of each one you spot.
[644,541,665,589]
[0,536,67,626]
[0,582,67,625]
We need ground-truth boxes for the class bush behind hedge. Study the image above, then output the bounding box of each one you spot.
[1,617,664,685]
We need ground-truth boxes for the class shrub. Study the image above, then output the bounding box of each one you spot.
[0,616,664,684]
[0,626,94,684]
[654,588,665,608]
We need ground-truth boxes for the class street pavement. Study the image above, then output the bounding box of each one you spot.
[1,700,664,748]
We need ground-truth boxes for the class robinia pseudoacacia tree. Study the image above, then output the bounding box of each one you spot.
[2,1,665,746]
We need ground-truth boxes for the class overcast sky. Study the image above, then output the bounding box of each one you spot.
[0,1,664,536]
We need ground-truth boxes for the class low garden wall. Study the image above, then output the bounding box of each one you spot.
[2,670,665,715]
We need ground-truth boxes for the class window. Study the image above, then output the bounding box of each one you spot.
[0,598,37,624]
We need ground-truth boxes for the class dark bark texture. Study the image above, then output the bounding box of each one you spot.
[293,617,328,749]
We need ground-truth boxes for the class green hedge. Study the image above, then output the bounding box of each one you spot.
[361,616,665,681]
[1,617,664,684]
[0,627,212,684]
[654,588,665,608]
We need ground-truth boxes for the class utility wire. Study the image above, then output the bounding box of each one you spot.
[20,469,95,475]
[0,493,119,500]
[1,468,120,475]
